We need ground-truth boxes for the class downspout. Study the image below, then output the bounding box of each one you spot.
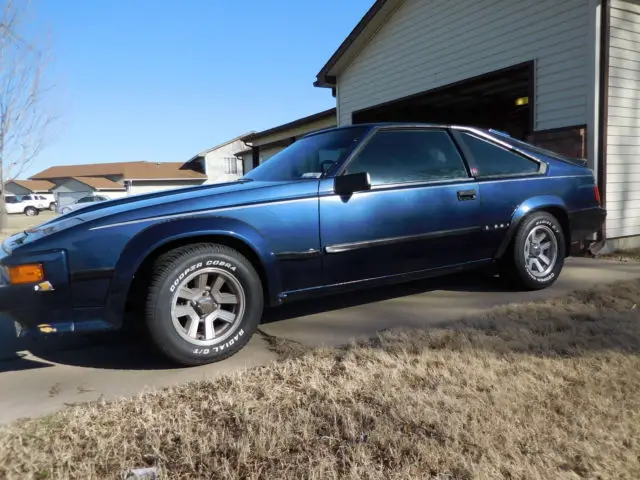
[590,0,610,254]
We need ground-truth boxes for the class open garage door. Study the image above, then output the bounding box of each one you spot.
[352,62,533,141]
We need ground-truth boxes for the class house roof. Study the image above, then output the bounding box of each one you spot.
[7,179,55,192]
[69,177,126,191]
[195,131,256,157]
[315,0,401,88]
[30,161,207,181]
[241,108,337,143]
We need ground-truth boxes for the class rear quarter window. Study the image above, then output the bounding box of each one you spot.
[459,132,540,178]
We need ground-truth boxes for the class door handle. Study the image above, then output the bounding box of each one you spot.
[457,189,477,201]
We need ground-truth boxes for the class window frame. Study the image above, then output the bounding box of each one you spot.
[335,125,475,190]
[450,128,548,180]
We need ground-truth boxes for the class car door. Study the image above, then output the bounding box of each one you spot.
[319,126,487,285]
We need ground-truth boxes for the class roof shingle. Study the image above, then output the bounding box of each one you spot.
[7,179,56,192]
[30,161,207,181]
[70,177,126,191]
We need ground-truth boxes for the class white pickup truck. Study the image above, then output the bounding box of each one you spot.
[4,195,49,216]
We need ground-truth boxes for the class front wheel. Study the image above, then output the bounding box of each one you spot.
[145,243,264,366]
[501,212,565,290]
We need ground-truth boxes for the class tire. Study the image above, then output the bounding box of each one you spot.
[501,212,565,290]
[145,243,264,366]
[49,202,56,211]
[24,206,39,216]
[61,207,71,215]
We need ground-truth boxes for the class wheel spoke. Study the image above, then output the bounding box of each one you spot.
[211,275,225,294]
[534,259,544,272]
[196,273,209,291]
[204,314,215,340]
[217,292,238,304]
[527,258,538,271]
[214,309,236,323]
[539,254,551,266]
[178,287,199,301]
[540,241,551,251]
[174,304,199,319]
[185,315,200,339]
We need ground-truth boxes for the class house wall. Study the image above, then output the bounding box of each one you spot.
[51,178,95,194]
[250,115,337,148]
[336,0,592,133]
[605,0,640,239]
[259,145,285,164]
[203,138,246,184]
[4,183,31,196]
[128,180,205,196]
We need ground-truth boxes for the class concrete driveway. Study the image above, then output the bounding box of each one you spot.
[1,257,639,425]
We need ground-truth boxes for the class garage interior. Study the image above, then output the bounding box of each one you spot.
[352,62,533,141]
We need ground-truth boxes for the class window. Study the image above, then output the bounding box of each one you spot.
[244,126,369,182]
[77,196,94,204]
[224,157,238,175]
[345,129,469,186]
[459,132,540,177]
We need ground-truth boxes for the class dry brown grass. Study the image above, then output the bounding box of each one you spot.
[599,248,640,263]
[2,280,640,479]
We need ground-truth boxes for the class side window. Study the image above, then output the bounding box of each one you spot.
[345,129,469,186]
[459,133,540,177]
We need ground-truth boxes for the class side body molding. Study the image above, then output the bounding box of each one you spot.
[104,216,281,327]
[494,195,568,259]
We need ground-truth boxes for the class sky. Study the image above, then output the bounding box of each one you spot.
[20,0,373,178]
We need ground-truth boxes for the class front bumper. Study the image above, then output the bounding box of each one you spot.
[0,247,76,335]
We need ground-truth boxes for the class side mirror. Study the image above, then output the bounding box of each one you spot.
[333,171,371,196]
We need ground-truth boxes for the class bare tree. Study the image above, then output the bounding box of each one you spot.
[0,0,57,231]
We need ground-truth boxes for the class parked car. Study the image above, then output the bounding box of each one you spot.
[4,195,46,216]
[57,194,110,215]
[0,123,606,366]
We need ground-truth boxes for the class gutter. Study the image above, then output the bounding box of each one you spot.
[590,0,610,254]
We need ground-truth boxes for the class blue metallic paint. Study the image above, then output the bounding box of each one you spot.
[0,123,605,338]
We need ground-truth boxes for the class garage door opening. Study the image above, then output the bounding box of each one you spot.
[352,62,533,140]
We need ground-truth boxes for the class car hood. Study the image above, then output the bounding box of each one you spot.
[3,179,297,252]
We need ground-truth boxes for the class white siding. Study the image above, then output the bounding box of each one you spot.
[606,0,640,238]
[336,0,591,131]
[202,138,246,184]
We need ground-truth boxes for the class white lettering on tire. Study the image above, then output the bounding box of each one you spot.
[169,259,237,292]
[192,329,245,355]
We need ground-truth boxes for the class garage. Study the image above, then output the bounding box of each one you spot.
[352,62,533,142]
[314,0,640,248]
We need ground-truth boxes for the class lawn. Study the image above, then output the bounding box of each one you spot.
[1,278,639,479]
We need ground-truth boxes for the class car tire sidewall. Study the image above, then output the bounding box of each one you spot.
[513,213,565,289]
[25,207,37,216]
[147,248,263,366]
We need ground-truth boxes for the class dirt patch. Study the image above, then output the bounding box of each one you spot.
[1,280,640,479]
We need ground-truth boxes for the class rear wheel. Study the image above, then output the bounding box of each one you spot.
[500,212,565,290]
[144,243,263,366]
[49,202,56,211]
[24,206,38,216]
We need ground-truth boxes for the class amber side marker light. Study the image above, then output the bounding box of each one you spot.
[8,264,45,285]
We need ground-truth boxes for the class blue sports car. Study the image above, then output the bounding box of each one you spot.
[0,123,605,366]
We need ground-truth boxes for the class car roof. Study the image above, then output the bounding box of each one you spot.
[302,122,497,138]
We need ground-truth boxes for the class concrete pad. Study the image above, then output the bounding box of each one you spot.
[0,256,639,424]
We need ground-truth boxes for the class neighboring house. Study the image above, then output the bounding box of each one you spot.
[29,160,207,206]
[313,0,640,248]
[50,177,128,207]
[4,179,55,196]
[183,132,255,183]
[238,109,337,174]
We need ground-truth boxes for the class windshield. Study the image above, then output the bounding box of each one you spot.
[243,126,370,182]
